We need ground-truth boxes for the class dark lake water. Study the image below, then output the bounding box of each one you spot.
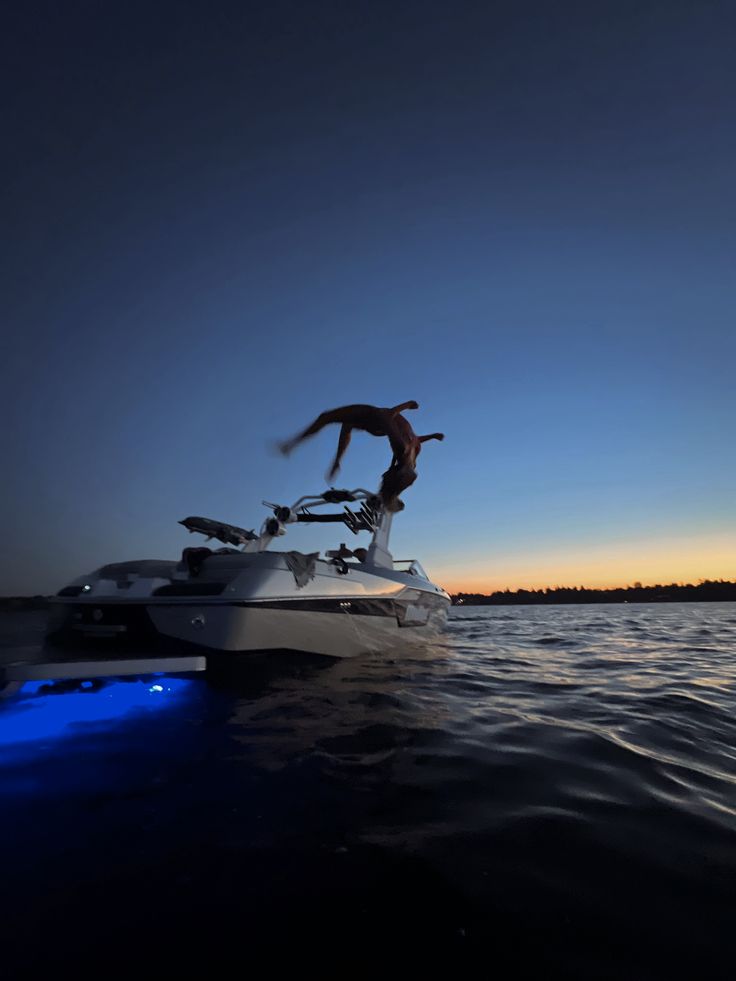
[1,603,735,976]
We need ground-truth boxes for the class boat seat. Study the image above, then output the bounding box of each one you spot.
[181,547,213,577]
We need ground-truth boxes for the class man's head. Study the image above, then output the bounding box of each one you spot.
[379,462,417,512]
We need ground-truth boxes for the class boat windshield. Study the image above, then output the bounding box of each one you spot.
[393,560,429,579]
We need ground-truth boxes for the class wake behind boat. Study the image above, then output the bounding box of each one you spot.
[47,488,450,659]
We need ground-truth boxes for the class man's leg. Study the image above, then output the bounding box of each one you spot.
[278,408,348,456]
[389,401,419,415]
[327,425,353,481]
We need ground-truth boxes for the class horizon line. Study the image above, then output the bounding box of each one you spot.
[449,579,735,595]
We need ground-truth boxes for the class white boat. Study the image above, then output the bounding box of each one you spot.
[47,488,450,659]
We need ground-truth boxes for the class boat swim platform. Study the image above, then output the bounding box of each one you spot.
[0,654,207,695]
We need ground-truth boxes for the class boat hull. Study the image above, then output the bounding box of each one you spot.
[47,552,450,659]
[47,592,449,659]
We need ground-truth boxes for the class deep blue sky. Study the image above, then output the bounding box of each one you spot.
[3,1,734,594]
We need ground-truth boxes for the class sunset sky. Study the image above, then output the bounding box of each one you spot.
[3,1,734,596]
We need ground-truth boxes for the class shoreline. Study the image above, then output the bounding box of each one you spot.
[453,580,736,606]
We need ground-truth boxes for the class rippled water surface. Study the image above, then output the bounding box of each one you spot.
[2,603,735,976]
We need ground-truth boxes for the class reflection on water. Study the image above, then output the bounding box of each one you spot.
[1,603,735,974]
[222,637,455,770]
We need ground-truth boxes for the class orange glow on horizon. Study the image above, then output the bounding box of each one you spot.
[432,531,736,594]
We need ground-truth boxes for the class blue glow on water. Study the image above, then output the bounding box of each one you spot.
[0,677,194,749]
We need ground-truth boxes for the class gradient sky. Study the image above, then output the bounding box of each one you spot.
[2,0,734,595]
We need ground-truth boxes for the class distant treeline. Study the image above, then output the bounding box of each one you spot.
[452,580,736,605]
[0,596,50,610]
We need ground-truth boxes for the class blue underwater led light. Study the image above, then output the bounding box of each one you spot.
[0,677,194,748]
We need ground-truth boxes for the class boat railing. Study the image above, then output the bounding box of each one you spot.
[250,488,385,550]
[286,488,377,512]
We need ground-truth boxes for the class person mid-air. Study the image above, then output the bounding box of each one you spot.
[277,401,444,511]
